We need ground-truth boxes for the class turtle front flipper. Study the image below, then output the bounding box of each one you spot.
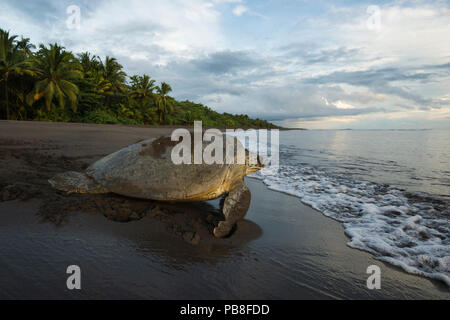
[48,171,109,194]
[213,182,251,238]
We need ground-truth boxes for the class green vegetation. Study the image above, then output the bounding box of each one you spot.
[0,29,279,129]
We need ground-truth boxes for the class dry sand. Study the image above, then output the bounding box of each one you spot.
[0,120,448,299]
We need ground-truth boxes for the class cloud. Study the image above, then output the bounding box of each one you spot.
[232,5,248,16]
[280,44,363,65]
[1,0,223,60]
[0,0,449,128]
[304,66,440,106]
[191,50,260,74]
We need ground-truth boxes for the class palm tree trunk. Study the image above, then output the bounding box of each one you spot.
[161,97,166,124]
[5,80,9,120]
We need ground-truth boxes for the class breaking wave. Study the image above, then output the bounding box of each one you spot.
[232,131,450,286]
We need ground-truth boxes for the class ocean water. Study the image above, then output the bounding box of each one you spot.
[233,129,450,286]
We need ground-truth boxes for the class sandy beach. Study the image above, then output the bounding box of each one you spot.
[0,120,448,299]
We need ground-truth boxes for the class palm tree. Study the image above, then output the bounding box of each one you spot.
[0,29,35,119]
[155,82,173,123]
[16,37,35,56]
[98,56,126,107]
[77,53,112,97]
[129,74,156,103]
[30,43,82,112]
[78,52,100,75]
[92,71,113,97]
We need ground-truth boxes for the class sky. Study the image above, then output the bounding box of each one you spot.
[1,0,449,129]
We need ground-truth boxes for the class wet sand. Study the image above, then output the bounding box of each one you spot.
[0,120,448,299]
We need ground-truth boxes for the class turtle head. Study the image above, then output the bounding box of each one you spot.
[245,150,265,175]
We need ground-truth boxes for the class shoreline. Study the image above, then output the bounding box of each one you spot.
[0,120,448,299]
[0,119,305,131]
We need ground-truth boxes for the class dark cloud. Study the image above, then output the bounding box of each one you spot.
[191,50,260,75]
[306,67,435,86]
[129,49,441,121]
[261,106,384,121]
[3,0,97,23]
[4,0,61,20]
[281,44,362,64]
[304,66,441,106]
[425,62,450,69]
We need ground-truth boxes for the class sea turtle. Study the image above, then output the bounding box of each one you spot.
[48,134,264,238]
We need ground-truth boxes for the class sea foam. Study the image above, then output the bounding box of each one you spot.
[231,131,450,286]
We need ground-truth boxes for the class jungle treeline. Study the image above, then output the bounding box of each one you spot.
[0,29,279,128]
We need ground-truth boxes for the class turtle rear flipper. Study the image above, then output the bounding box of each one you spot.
[213,182,251,238]
[48,171,109,194]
